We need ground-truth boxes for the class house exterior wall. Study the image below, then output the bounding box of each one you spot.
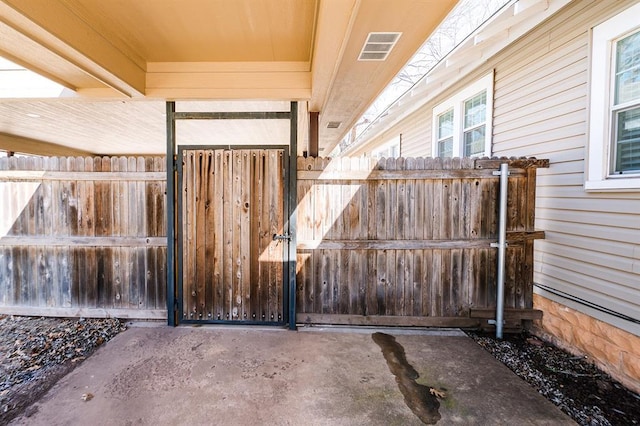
[353,0,640,388]
[492,0,640,390]
[348,106,431,158]
[489,0,640,337]
[397,107,431,158]
[359,62,494,158]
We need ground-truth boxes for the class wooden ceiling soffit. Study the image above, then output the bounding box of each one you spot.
[0,0,145,97]
[145,62,312,100]
[0,132,94,156]
[0,21,106,93]
[309,0,360,112]
[317,0,459,154]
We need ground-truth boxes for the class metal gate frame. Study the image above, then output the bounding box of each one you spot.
[166,102,298,328]
[177,146,290,326]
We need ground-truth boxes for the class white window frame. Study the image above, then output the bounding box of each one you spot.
[586,2,640,191]
[432,71,494,158]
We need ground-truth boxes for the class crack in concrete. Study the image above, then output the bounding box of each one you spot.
[372,332,441,424]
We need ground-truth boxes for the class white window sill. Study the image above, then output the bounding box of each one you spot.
[584,177,640,192]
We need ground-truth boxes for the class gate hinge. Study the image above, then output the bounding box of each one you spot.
[272,233,291,241]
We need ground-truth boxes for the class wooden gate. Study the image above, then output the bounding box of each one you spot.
[178,148,288,324]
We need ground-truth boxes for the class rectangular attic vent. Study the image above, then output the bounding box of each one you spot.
[358,32,402,61]
[327,121,341,129]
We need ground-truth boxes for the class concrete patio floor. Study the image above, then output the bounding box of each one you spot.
[9,324,575,425]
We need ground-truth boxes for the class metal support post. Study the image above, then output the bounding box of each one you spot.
[490,163,509,339]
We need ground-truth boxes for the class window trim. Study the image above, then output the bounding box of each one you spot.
[432,71,493,158]
[586,2,640,191]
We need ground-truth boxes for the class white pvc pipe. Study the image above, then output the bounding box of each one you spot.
[495,163,509,339]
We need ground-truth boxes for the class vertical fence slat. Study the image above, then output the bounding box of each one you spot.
[202,151,214,319]
[85,158,98,307]
[195,151,206,319]
[239,151,251,320]
[421,249,432,317]
[183,152,194,317]
[230,150,242,320]
[257,150,268,319]
[249,151,261,319]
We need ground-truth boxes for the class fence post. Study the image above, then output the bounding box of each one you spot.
[491,163,509,338]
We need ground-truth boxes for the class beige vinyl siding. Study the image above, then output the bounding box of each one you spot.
[489,0,640,334]
[350,104,431,157]
[362,0,640,334]
[399,105,431,157]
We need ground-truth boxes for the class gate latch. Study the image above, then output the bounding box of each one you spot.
[272,233,291,242]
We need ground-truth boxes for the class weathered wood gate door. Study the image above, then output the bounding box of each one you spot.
[178,147,288,324]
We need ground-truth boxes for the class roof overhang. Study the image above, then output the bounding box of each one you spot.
[341,0,574,157]
[0,0,457,155]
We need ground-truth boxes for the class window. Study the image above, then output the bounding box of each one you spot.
[432,72,493,158]
[586,3,640,191]
[613,32,640,174]
[371,135,401,158]
[437,110,454,157]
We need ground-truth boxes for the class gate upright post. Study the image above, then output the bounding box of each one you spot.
[166,101,177,326]
[288,101,298,330]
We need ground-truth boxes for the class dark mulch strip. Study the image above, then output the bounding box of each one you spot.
[467,330,640,426]
[0,315,125,425]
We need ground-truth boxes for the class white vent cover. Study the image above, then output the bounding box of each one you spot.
[358,32,402,61]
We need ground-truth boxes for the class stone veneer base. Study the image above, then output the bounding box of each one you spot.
[532,294,640,394]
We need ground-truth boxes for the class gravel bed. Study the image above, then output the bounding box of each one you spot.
[0,315,125,425]
[467,330,640,426]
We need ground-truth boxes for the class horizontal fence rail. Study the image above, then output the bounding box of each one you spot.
[0,156,167,319]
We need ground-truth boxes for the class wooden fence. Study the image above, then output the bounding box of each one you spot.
[295,156,548,328]
[0,154,547,328]
[0,156,166,319]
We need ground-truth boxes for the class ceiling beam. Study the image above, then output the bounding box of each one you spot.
[309,0,360,112]
[0,0,146,97]
[146,62,311,100]
[0,19,104,92]
[0,132,94,156]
